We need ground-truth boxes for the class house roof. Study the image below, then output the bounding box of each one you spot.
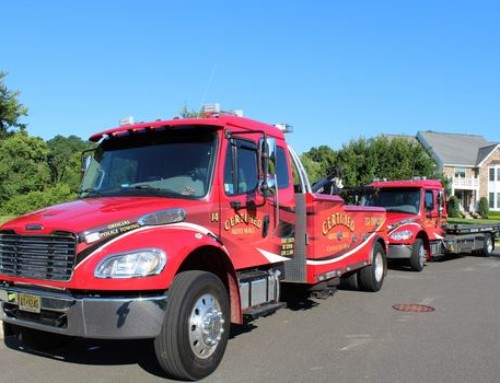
[417,131,497,167]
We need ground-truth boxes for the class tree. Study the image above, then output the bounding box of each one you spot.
[0,72,28,138]
[1,184,75,216]
[179,103,200,118]
[47,135,95,190]
[0,132,51,205]
[300,145,337,183]
[300,135,438,188]
[336,136,438,187]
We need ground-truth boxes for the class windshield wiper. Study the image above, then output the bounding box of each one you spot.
[123,184,171,196]
[79,188,102,198]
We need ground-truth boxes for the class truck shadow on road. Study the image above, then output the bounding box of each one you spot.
[4,335,171,379]
[3,321,266,380]
[2,291,323,380]
[386,252,500,272]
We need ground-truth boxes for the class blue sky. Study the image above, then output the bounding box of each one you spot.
[2,0,499,153]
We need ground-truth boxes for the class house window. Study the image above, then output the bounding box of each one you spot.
[498,193,500,209]
[454,167,466,178]
[490,193,495,209]
[490,168,495,182]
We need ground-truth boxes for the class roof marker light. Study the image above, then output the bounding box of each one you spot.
[202,103,221,115]
[119,116,135,126]
[274,123,293,133]
[202,103,244,118]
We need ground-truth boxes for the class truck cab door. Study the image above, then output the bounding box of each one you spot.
[424,188,445,232]
[219,136,279,269]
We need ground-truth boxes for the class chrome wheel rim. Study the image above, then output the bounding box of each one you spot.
[188,293,225,359]
[486,237,493,254]
[418,244,426,268]
[374,252,384,282]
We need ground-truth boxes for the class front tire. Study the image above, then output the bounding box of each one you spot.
[410,238,426,272]
[154,271,230,381]
[358,242,387,292]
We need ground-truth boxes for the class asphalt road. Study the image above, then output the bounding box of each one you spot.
[1,252,500,383]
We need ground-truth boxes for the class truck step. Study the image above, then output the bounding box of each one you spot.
[243,302,286,321]
[311,287,337,300]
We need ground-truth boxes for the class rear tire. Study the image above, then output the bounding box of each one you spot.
[340,272,359,291]
[358,242,386,292]
[410,238,426,272]
[154,271,230,381]
[481,233,493,257]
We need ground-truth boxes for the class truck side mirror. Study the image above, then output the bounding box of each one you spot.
[258,137,277,196]
[81,149,96,179]
[437,190,444,216]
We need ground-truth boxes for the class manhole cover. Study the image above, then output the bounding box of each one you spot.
[392,304,435,313]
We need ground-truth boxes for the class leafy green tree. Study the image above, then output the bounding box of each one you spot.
[336,136,437,187]
[47,135,94,190]
[299,154,323,183]
[1,184,75,216]
[301,135,437,188]
[0,72,28,138]
[179,103,200,118]
[0,132,50,206]
[335,137,372,187]
[300,145,337,183]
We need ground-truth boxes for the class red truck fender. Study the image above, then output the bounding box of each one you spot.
[74,222,242,322]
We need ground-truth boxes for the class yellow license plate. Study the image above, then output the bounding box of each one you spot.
[17,293,41,313]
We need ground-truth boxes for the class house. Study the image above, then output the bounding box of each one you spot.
[417,131,500,212]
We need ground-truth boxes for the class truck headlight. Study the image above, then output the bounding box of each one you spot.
[95,248,166,278]
[390,230,413,241]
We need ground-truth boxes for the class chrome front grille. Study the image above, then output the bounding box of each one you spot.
[0,231,77,281]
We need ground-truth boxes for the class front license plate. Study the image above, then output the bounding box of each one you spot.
[17,293,41,313]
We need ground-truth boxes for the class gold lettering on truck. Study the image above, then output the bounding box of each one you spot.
[322,212,355,235]
[223,213,262,231]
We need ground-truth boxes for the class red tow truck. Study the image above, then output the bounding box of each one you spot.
[0,105,387,380]
[362,179,500,271]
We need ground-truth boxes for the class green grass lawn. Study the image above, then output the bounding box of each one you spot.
[447,218,500,225]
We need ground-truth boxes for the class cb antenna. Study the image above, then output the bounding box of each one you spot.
[198,64,218,117]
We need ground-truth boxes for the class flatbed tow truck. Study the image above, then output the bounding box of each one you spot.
[362,179,500,271]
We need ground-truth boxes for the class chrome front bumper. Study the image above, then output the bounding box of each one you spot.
[0,286,168,339]
[387,244,413,259]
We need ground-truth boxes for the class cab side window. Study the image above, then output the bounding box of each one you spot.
[425,190,434,211]
[276,147,290,189]
[224,139,258,196]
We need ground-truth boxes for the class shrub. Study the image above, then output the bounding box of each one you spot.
[478,197,489,218]
[447,196,461,218]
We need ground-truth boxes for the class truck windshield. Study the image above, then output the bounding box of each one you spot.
[80,128,217,199]
[362,188,421,214]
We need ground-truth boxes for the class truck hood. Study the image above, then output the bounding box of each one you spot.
[0,197,191,235]
[384,212,421,228]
